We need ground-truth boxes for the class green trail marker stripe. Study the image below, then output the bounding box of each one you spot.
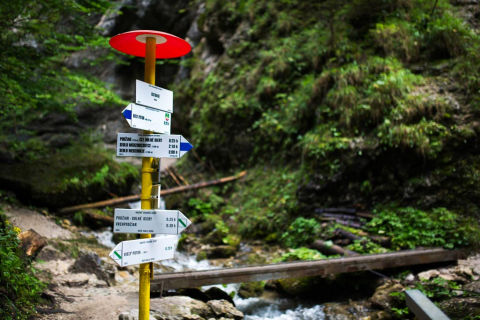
[179,219,186,227]
[114,251,122,259]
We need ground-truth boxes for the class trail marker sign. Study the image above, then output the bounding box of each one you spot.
[114,209,191,234]
[136,80,173,113]
[117,133,193,158]
[122,103,171,133]
[109,235,178,267]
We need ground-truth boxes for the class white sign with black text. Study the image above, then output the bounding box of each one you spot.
[122,103,171,134]
[113,209,191,234]
[116,133,193,158]
[109,235,177,267]
[136,80,173,113]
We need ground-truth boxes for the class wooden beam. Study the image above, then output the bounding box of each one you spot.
[152,248,465,291]
[405,289,450,320]
[58,171,247,214]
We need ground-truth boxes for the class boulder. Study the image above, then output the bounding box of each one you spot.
[35,244,68,261]
[204,287,235,305]
[207,300,243,320]
[68,251,114,285]
[369,281,404,310]
[237,282,264,299]
[439,297,480,319]
[149,296,213,320]
[205,245,237,259]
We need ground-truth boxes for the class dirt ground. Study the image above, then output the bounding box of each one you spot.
[3,203,139,320]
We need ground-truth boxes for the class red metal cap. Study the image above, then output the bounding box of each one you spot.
[109,30,191,59]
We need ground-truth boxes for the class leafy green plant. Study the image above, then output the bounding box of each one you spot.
[0,212,45,319]
[367,207,480,249]
[281,217,321,248]
[415,277,462,300]
[346,238,388,254]
[276,247,326,262]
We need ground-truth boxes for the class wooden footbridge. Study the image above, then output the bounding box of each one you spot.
[151,248,465,291]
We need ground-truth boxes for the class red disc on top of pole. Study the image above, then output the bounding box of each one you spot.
[109,30,191,59]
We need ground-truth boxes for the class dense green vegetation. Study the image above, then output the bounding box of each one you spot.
[0,1,137,207]
[0,211,44,319]
[173,0,480,249]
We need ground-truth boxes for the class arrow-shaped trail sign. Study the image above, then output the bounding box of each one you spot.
[136,80,173,113]
[122,103,171,134]
[114,209,191,234]
[109,235,178,267]
[117,133,193,158]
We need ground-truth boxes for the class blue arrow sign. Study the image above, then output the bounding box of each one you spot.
[117,133,193,158]
[122,103,171,134]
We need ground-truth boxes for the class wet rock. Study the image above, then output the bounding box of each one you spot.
[463,280,480,293]
[237,282,264,299]
[275,276,319,297]
[149,296,213,320]
[369,281,404,310]
[168,288,210,302]
[205,287,235,305]
[323,301,383,320]
[417,269,440,281]
[207,300,243,320]
[68,251,113,285]
[36,244,68,261]
[439,297,480,319]
[18,229,47,258]
[205,245,237,259]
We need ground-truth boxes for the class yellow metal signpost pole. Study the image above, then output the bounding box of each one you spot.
[139,36,156,320]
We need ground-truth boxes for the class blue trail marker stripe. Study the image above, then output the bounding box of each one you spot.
[180,142,193,152]
[122,109,132,120]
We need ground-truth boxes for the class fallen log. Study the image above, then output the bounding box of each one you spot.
[151,248,466,291]
[319,217,364,229]
[311,239,359,256]
[334,228,391,248]
[58,171,247,214]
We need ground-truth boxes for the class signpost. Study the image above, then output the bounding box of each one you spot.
[113,209,191,234]
[109,29,192,320]
[136,80,173,113]
[109,235,178,267]
[116,133,193,158]
[122,103,171,133]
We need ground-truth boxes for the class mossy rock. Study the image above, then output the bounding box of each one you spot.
[0,143,137,208]
[275,276,320,297]
[238,281,265,298]
[205,245,237,259]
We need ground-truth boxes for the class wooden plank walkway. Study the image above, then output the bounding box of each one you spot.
[152,248,465,291]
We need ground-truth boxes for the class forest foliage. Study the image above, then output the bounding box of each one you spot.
[0,0,123,153]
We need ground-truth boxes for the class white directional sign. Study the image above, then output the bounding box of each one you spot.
[122,103,171,134]
[117,133,193,158]
[109,235,178,267]
[113,209,191,234]
[136,80,173,113]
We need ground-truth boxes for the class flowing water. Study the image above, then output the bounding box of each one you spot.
[161,251,327,320]
[89,197,327,320]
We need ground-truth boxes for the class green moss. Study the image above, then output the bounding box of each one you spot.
[232,166,300,239]
[0,137,138,208]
